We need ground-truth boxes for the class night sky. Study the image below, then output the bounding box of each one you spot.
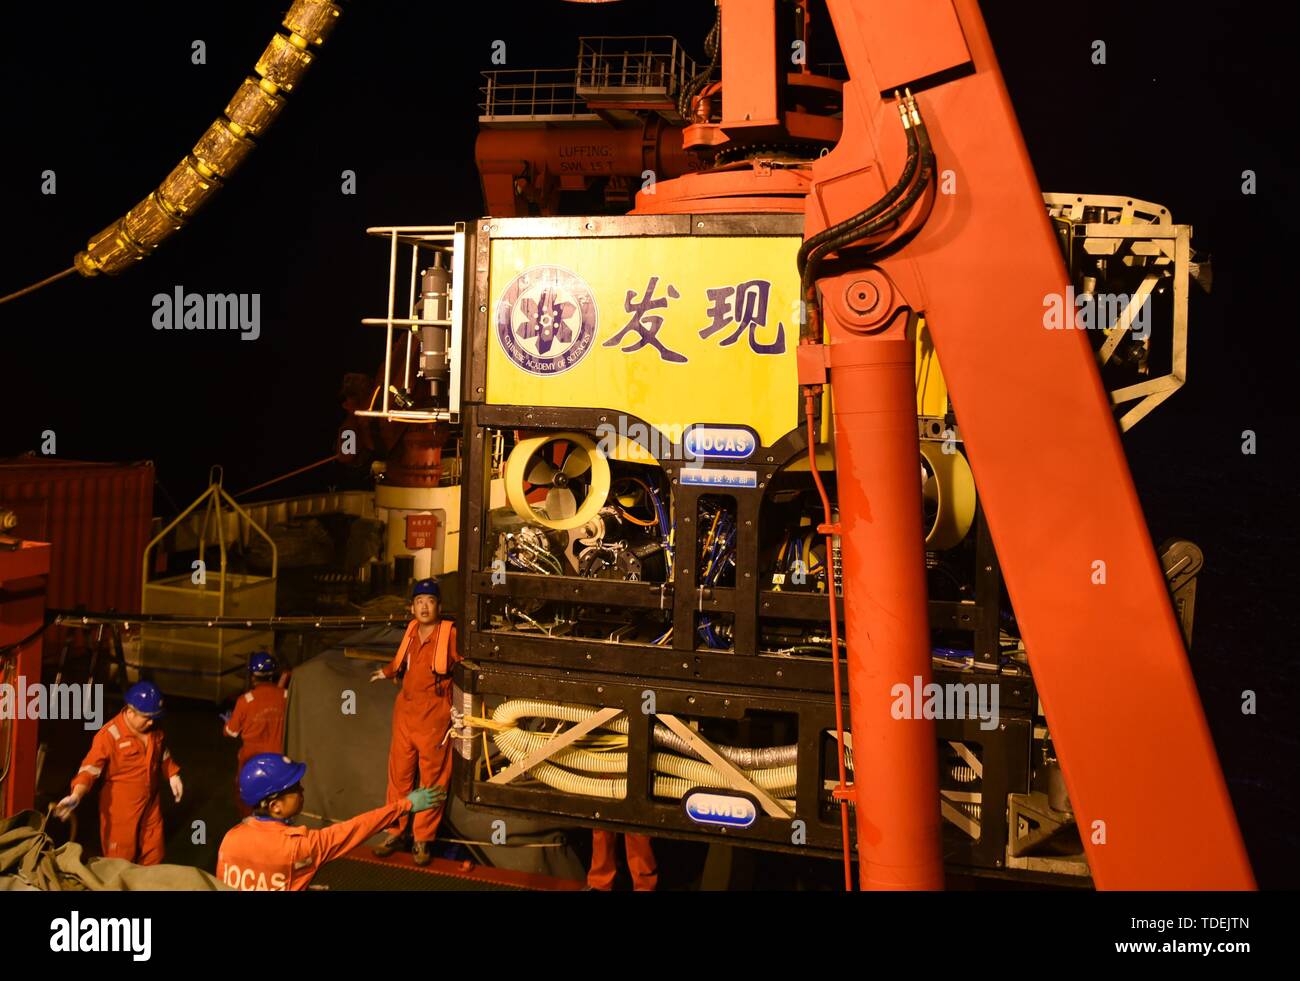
[1,2,1296,884]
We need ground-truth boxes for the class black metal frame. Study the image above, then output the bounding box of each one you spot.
[453,214,1033,875]
[453,660,1032,865]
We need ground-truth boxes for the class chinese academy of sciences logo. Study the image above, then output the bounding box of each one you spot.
[494,265,599,375]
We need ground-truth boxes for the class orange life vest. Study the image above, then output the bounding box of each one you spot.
[382,619,455,680]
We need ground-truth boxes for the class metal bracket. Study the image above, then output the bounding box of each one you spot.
[940,741,984,840]
[1160,537,1202,648]
[1043,193,1198,431]
[1005,790,1090,876]
[487,706,624,785]
[656,713,793,818]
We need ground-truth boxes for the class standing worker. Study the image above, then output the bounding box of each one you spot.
[369,577,458,865]
[217,753,443,891]
[589,831,658,891]
[53,681,182,865]
[223,650,288,816]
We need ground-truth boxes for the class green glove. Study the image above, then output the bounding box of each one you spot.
[406,786,447,813]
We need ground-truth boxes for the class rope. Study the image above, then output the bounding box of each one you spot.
[42,802,78,844]
[0,266,76,306]
[50,610,406,631]
[234,454,338,498]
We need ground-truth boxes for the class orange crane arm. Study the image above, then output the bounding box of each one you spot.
[804,0,1253,888]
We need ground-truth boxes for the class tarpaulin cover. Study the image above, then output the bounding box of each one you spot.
[286,633,585,882]
[0,810,225,891]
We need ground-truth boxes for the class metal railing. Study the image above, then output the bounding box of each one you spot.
[576,35,696,97]
[479,37,696,119]
[358,224,465,424]
[479,68,586,119]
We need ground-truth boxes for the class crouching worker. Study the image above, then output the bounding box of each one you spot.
[217,753,443,891]
[369,577,459,866]
[53,681,181,865]
[223,650,288,816]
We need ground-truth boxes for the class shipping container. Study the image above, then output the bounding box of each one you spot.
[0,458,155,660]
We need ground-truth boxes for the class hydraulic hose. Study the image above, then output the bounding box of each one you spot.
[492,728,628,774]
[653,725,798,768]
[797,105,919,277]
[71,0,344,279]
[495,727,800,774]
[491,699,600,728]
[503,756,628,800]
[799,91,933,344]
[487,743,797,801]
[803,391,852,889]
[653,752,797,792]
[491,699,800,767]
[801,123,933,302]
[678,4,722,121]
[487,700,800,799]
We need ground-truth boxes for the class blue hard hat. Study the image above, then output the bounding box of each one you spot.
[412,577,441,600]
[239,753,307,808]
[125,681,165,718]
[249,651,277,676]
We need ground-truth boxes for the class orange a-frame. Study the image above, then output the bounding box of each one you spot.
[802,0,1254,889]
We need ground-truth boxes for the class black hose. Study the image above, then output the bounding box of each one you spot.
[797,120,919,276]
[802,146,933,291]
[0,620,52,659]
[800,107,935,328]
[678,5,722,120]
[808,108,933,264]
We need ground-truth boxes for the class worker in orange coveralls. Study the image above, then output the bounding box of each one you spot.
[217,753,442,891]
[53,681,182,865]
[222,650,289,816]
[589,831,658,891]
[369,577,459,866]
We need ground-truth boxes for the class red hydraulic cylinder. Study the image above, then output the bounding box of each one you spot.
[1,540,51,817]
[825,328,943,890]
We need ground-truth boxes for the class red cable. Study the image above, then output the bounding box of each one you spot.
[804,387,853,891]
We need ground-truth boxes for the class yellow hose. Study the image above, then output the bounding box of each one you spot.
[487,700,799,801]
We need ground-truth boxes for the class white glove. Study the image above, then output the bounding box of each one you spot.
[369,668,388,683]
[170,774,184,803]
[54,793,81,820]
